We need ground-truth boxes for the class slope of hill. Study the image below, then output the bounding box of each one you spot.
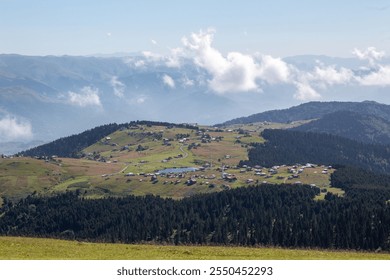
[219,101,390,126]
[19,123,122,158]
[241,129,390,174]
[290,111,390,145]
[18,121,199,158]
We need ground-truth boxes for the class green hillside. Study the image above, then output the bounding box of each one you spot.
[1,236,389,260]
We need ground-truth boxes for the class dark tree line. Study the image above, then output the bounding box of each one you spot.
[1,183,389,251]
[330,165,390,203]
[240,129,390,174]
[19,123,121,158]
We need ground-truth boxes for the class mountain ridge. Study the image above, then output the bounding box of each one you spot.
[290,110,390,145]
[217,100,390,126]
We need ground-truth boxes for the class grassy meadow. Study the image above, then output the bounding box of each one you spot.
[0,236,389,260]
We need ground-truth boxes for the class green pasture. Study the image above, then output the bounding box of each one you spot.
[0,236,388,260]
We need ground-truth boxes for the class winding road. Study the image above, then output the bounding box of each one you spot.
[179,144,189,159]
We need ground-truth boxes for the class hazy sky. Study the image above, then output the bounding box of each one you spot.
[1,0,390,57]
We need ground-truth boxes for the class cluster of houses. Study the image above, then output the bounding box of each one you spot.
[83,126,334,190]
[125,169,218,187]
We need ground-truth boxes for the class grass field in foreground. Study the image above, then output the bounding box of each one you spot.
[0,237,389,260]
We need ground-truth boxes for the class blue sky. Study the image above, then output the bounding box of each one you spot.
[1,0,390,57]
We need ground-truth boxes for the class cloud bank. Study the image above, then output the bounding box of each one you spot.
[357,65,390,86]
[0,116,33,142]
[130,29,390,101]
[353,47,385,66]
[181,29,291,94]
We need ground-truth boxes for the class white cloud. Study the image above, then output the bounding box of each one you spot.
[128,51,164,68]
[151,39,157,45]
[182,29,226,73]
[134,29,390,100]
[142,51,163,61]
[0,116,33,142]
[166,47,185,68]
[134,60,145,68]
[293,82,321,101]
[257,54,291,84]
[292,65,354,100]
[358,65,390,86]
[351,47,390,86]
[180,30,390,97]
[308,65,354,86]
[162,74,175,88]
[182,29,291,94]
[110,76,126,97]
[353,47,385,66]
[210,51,260,93]
[182,29,257,93]
[68,86,102,107]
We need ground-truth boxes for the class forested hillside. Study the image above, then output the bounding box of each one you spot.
[330,166,390,205]
[1,184,389,251]
[19,123,121,158]
[240,129,390,173]
[331,165,390,191]
[291,111,390,145]
[219,101,390,126]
